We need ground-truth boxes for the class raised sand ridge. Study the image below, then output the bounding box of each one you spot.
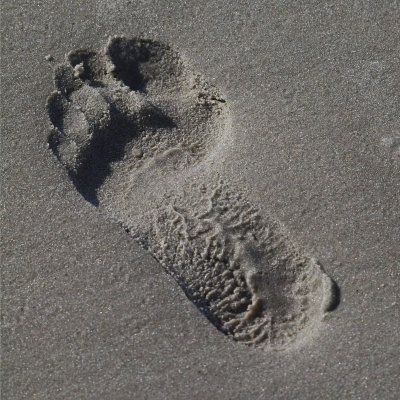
[47,36,339,349]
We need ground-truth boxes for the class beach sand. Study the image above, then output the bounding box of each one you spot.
[2,1,399,398]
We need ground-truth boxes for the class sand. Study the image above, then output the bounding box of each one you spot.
[1,0,399,399]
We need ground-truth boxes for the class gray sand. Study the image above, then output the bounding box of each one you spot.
[1,0,399,399]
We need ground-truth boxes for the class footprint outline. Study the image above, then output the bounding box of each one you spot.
[47,36,339,349]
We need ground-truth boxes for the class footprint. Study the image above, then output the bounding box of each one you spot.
[47,36,339,349]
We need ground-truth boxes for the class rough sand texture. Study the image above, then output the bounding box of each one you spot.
[2,1,400,399]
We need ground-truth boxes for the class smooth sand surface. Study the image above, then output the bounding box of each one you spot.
[2,1,399,399]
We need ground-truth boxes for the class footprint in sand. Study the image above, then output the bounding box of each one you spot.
[47,36,339,349]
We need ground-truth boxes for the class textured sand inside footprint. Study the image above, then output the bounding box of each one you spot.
[111,177,338,348]
[47,36,339,349]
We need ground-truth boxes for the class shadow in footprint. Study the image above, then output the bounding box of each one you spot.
[106,37,151,92]
[70,105,174,206]
[48,92,175,206]
[106,37,186,93]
